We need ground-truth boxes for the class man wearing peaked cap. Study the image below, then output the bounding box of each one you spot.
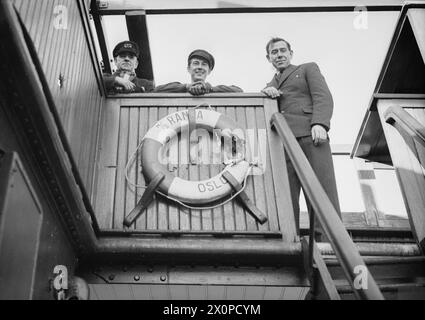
[103,41,155,94]
[155,49,242,95]
[188,49,215,71]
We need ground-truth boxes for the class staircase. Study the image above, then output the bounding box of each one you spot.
[310,242,425,300]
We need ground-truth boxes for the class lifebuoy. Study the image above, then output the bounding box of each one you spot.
[141,109,249,204]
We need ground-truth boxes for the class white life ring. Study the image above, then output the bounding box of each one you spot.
[141,109,249,204]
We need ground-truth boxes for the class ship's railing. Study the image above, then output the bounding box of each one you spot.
[270,112,384,300]
[384,105,425,148]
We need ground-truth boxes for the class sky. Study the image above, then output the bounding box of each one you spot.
[103,10,398,145]
[100,9,408,215]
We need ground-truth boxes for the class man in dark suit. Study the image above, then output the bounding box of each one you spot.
[262,37,341,240]
[103,41,154,94]
[155,49,242,95]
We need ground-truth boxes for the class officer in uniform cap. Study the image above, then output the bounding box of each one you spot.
[103,40,154,94]
[155,49,242,95]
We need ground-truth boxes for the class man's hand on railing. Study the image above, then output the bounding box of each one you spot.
[187,81,212,96]
[114,76,136,92]
[262,87,282,99]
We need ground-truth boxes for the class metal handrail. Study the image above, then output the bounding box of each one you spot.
[384,105,425,148]
[271,112,384,300]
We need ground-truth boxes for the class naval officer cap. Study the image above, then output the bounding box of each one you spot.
[113,41,140,58]
[188,49,215,70]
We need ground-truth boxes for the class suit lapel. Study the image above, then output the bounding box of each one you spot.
[277,64,299,88]
[268,73,279,88]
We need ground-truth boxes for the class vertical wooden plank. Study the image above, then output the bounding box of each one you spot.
[26,0,43,49]
[199,170,213,230]
[112,284,133,300]
[247,107,268,231]
[39,0,58,79]
[94,168,116,229]
[242,108,257,230]
[21,0,36,26]
[94,100,120,229]
[113,107,130,228]
[157,107,169,230]
[44,0,68,107]
[263,287,284,300]
[245,286,266,300]
[125,108,140,229]
[65,17,88,151]
[87,87,103,200]
[31,0,49,50]
[377,101,425,251]
[150,285,169,300]
[188,285,207,300]
[168,107,180,231]
[55,0,81,109]
[146,108,159,230]
[198,119,213,230]
[189,115,201,230]
[131,285,152,300]
[178,106,190,231]
[206,285,226,300]
[218,106,235,231]
[256,106,276,232]
[263,99,297,242]
[235,106,250,231]
[226,286,245,300]
[63,11,86,131]
[211,105,224,231]
[227,107,245,231]
[169,285,187,300]
[136,107,149,230]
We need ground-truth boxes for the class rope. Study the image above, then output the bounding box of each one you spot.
[125,139,146,189]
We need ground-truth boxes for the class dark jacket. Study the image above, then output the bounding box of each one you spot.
[267,62,333,138]
[103,71,155,93]
[154,82,243,93]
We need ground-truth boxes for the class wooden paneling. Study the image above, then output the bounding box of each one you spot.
[88,284,308,300]
[94,97,296,237]
[377,99,425,251]
[12,0,104,197]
